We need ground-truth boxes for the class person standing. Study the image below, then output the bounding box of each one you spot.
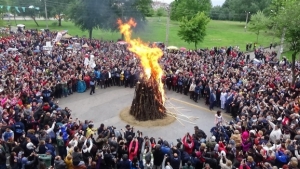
[90,78,95,95]
[214,111,223,125]
[220,89,227,110]
[209,90,216,110]
[177,74,183,94]
[194,83,201,103]
[189,81,196,100]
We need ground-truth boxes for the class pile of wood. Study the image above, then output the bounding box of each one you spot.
[130,76,166,121]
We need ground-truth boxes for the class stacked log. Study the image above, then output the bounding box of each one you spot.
[130,76,166,121]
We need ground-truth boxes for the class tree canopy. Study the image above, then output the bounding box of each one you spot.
[67,0,152,39]
[210,0,272,21]
[170,0,212,21]
[275,0,300,85]
[178,12,210,49]
[248,11,268,43]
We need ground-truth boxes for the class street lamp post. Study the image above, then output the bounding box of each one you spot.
[165,6,170,47]
[270,10,277,46]
[244,11,250,32]
[44,0,48,29]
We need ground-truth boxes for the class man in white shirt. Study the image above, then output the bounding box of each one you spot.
[268,120,282,143]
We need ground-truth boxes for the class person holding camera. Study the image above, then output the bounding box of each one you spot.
[128,137,139,161]
[161,154,173,169]
[140,136,153,169]
[219,153,232,169]
[182,132,194,155]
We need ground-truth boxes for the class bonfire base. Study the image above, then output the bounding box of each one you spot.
[130,78,167,121]
[119,107,176,127]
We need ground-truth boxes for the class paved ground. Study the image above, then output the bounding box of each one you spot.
[58,48,281,142]
[246,46,280,59]
[59,86,231,142]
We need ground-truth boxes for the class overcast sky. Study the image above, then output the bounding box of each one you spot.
[163,0,225,6]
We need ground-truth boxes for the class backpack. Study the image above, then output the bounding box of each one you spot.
[56,137,64,147]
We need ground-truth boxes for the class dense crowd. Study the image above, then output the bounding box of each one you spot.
[0,27,299,169]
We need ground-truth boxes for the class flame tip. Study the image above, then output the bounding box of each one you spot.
[118,18,165,104]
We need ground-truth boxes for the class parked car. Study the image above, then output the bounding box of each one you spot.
[3,13,14,17]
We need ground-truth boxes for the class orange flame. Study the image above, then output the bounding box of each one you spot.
[118,18,165,104]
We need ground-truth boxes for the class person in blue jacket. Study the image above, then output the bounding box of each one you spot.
[14,118,25,140]
[94,68,101,86]
[160,140,171,156]
[275,150,290,167]
[2,127,14,142]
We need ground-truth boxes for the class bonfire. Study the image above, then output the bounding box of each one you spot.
[118,19,166,121]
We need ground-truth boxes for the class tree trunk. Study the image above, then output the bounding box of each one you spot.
[121,33,124,40]
[14,13,17,25]
[58,17,62,26]
[194,42,197,50]
[31,16,39,27]
[292,52,298,86]
[89,28,93,41]
[256,32,259,43]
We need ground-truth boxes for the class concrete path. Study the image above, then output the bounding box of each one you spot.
[59,86,230,142]
[245,46,281,60]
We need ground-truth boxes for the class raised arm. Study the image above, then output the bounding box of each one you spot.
[134,139,139,155]
[46,122,56,134]
[87,139,93,152]
[148,140,152,153]
[83,138,88,147]
[267,120,275,129]
[140,139,146,160]
[161,156,167,169]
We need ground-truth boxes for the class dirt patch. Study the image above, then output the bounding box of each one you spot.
[119,107,176,127]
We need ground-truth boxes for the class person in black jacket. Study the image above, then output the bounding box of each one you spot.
[152,144,164,169]
[177,75,183,94]
[183,75,189,95]
[103,149,114,169]
[21,152,39,169]
[169,149,181,169]
[123,125,135,142]
[0,148,6,169]
[117,154,131,169]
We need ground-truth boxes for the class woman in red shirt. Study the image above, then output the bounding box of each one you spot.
[128,138,139,161]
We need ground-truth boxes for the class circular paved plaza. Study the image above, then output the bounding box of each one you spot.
[59,87,230,142]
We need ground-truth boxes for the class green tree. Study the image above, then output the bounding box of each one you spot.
[156,7,166,18]
[210,6,222,20]
[178,12,210,49]
[67,0,113,39]
[248,11,268,43]
[170,0,212,21]
[276,0,300,85]
[21,0,41,26]
[41,0,71,26]
[111,0,153,39]
[219,0,272,21]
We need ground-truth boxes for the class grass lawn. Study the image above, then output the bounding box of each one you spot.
[282,51,300,61]
[8,17,279,51]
